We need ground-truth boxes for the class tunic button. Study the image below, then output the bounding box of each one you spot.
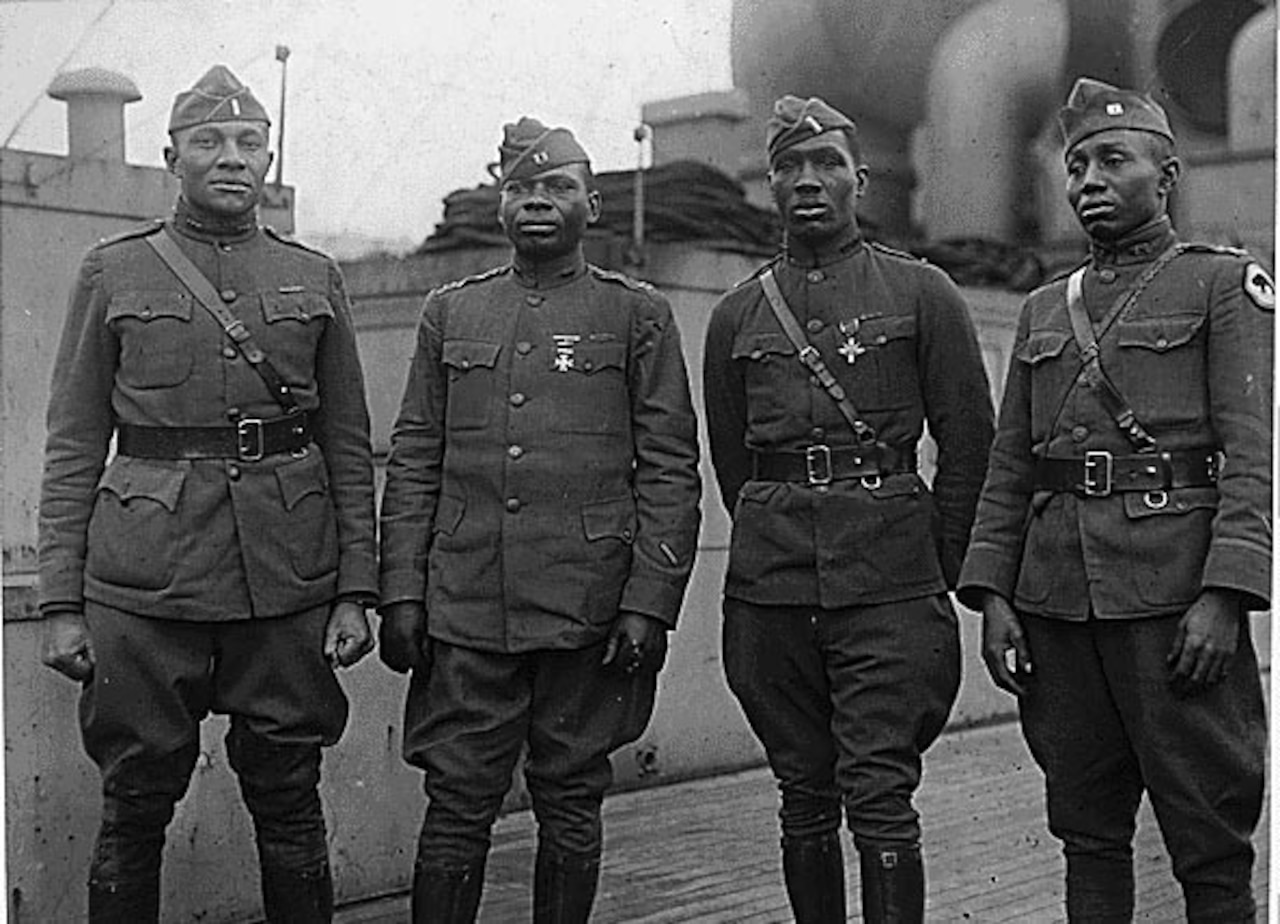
[510,392,526,407]
[622,528,633,541]
[460,359,471,369]
[750,349,763,360]
[226,407,241,421]
[505,498,521,513]
[1099,269,1117,284]
[220,289,237,302]
[1155,337,1168,349]
[582,360,594,371]
[811,427,825,440]
[807,270,824,283]
[806,319,823,334]
[223,346,238,359]
[140,308,153,318]
[526,294,544,306]
[508,445,524,459]
[1071,425,1089,442]
[227,464,241,480]
[876,335,887,344]
[517,341,533,355]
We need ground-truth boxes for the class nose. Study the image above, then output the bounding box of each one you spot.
[217,140,247,168]
[1079,159,1106,191]
[795,160,822,192]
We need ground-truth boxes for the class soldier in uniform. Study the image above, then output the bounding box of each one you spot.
[377,118,701,923]
[37,66,377,923]
[959,78,1272,922]
[702,96,994,923]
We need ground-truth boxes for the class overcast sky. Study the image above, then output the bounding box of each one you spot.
[1,0,734,248]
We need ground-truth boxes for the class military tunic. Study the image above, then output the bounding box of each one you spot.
[38,214,378,621]
[703,236,995,600]
[379,252,701,653]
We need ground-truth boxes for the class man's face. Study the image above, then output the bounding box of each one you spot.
[164,120,272,217]
[498,164,601,260]
[769,132,867,246]
[1065,129,1178,242]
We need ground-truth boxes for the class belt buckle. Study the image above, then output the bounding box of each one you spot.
[237,418,266,462]
[1082,450,1113,497]
[805,444,832,486]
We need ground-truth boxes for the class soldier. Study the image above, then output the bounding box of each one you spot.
[959,78,1272,922]
[702,96,994,923]
[377,117,701,923]
[37,65,377,923]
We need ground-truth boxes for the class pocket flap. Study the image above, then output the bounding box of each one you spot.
[261,291,335,324]
[1122,485,1218,519]
[98,458,187,511]
[730,332,795,361]
[434,494,465,536]
[107,291,193,323]
[567,342,625,374]
[1117,314,1204,352]
[275,453,329,511]
[858,314,916,346]
[442,339,502,371]
[864,472,924,499]
[581,496,637,543]
[1016,329,1072,365]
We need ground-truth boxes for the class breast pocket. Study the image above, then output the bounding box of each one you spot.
[851,315,919,409]
[548,341,630,435]
[1115,313,1207,428]
[1015,327,1073,432]
[442,339,502,430]
[258,291,335,385]
[731,331,798,433]
[107,292,196,388]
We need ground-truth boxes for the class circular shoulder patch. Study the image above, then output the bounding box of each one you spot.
[1243,262,1275,311]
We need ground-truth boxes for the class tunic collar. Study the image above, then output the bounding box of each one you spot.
[170,196,258,244]
[1090,216,1176,267]
[511,248,587,289]
[783,224,864,269]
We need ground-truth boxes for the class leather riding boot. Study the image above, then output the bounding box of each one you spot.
[411,859,486,924]
[1065,853,1133,923]
[781,832,847,924]
[261,861,334,923]
[859,845,924,924]
[87,877,161,924]
[532,843,601,924]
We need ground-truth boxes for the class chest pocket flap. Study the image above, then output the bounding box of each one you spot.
[1116,313,1205,353]
[1016,328,1072,365]
[731,331,795,361]
[564,341,625,375]
[107,291,193,323]
[261,291,335,324]
[98,458,186,511]
[857,314,916,347]
[442,339,502,371]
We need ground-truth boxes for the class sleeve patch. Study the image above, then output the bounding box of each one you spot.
[1243,263,1275,311]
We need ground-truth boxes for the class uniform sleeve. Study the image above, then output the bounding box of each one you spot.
[37,251,118,614]
[313,262,378,603]
[619,291,703,627]
[956,301,1036,610]
[702,292,751,514]
[916,267,996,587]
[378,294,448,609]
[1202,256,1273,607]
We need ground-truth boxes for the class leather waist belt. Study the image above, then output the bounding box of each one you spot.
[753,444,917,487]
[117,414,311,462]
[1034,449,1219,498]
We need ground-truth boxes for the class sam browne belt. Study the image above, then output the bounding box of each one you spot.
[1033,449,1219,498]
[753,444,917,487]
[117,413,311,462]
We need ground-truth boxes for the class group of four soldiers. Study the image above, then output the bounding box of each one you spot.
[38,63,1270,924]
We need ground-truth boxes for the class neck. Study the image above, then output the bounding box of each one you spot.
[784,222,863,267]
[511,247,586,288]
[1090,215,1175,265]
[172,196,258,243]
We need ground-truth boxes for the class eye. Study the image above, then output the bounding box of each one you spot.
[547,178,576,194]
[503,181,528,196]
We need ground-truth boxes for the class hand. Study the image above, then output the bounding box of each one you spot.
[324,600,374,669]
[41,611,95,683]
[602,611,668,675]
[1167,589,1242,693]
[378,601,428,674]
[980,593,1032,697]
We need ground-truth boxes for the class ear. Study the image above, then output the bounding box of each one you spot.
[853,163,870,198]
[163,145,180,176]
[586,189,602,225]
[1157,155,1181,196]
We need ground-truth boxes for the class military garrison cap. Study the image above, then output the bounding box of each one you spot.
[169,65,270,133]
[499,117,590,183]
[1059,77,1173,152]
[766,95,857,161]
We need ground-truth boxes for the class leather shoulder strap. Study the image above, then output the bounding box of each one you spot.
[145,228,300,415]
[759,269,876,444]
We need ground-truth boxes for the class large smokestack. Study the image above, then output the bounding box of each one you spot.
[47,67,141,162]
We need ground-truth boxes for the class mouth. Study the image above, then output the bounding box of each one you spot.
[791,203,829,221]
[1077,201,1114,220]
[517,221,559,237]
[210,180,253,194]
